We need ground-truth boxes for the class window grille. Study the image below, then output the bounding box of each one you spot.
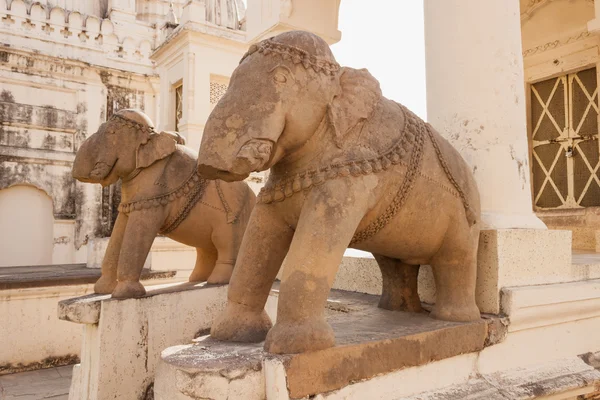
[175,84,183,132]
[531,67,600,209]
[210,80,228,106]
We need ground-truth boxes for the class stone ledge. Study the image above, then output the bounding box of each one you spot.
[501,279,600,332]
[156,290,505,400]
[65,282,229,400]
[398,357,600,400]
[58,281,222,324]
[0,264,175,290]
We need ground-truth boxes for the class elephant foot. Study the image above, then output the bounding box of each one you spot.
[207,263,234,284]
[430,302,480,322]
[211,301,272,343]
[111,281,147,299]
[264,318,335,354]
[94,276,117,294]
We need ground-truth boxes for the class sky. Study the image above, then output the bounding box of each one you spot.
[331,0,427,119]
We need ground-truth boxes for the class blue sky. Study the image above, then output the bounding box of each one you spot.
[331,0,426,119]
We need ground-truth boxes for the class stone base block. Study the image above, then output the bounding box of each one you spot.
[155,341,265,400]
[60,282,228,400]
[155,290,502,400]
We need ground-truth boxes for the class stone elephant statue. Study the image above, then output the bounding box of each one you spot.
[197,31,481,354]
[72,109,255,299]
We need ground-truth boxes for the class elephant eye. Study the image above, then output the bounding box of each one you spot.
[273,73,287,84]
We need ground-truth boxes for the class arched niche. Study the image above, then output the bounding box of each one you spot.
[0,185,54,267]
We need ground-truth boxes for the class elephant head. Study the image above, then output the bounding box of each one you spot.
[72,109,185,186]
[197,30,382,182]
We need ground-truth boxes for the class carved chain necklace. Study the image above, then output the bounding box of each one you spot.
[118,170,209,235]
[257,103,418,205]
[257,103,475,245]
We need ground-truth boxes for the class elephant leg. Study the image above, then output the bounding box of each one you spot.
[211,204,294,343]
[264,188,366,354]
[206,226,238,284]
[111,210,165,299]
[94,212,127,294]
[189,246,218,282]
[373,254,422,313]
[429,229,480,322]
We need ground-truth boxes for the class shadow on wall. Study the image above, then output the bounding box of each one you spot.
[0,185,54,267]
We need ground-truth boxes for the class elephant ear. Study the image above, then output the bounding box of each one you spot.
[136,132,178,169]
[328,67,382,147]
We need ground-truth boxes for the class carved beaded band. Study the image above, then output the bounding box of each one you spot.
[241,39,341,76]
[109,113,156,135]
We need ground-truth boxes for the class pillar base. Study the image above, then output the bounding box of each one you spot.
[481,211,547,230]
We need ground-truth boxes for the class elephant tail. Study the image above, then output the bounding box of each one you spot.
[424,123,479,227]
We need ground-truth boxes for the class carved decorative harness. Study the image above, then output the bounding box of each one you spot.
[258,105,475,244]
[109,113,221,235]
[250,38,476,244]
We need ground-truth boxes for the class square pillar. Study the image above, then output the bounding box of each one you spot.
[423,0,573,313]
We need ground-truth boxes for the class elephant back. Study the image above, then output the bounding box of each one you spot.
[425,125,481,224]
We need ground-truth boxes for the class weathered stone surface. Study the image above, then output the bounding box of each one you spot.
[158,289,502,399]
[156,339,265,400]
[66,282,228,400]
[199,30,482,355]
[0,264,173,291]
[283,294,488,398]
[72,109,255,298]
[399,357,600,400]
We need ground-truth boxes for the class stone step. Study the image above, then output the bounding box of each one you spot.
[154,289,505,400]
[396,356,600,400]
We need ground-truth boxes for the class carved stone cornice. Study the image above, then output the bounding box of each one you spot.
[522,31,593,57]
[521,0,594,22]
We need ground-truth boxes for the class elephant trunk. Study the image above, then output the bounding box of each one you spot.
[72,136,115,183]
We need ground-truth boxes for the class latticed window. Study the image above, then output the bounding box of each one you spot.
[210,79,229,108]
[175,84,183,132]
[531,67,600,209]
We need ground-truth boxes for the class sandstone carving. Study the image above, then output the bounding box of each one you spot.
[73,109,255,299]
[198,31,481,354]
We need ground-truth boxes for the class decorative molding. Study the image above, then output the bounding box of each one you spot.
[0,0,154,68]
[521,0,594,22]
[522,31,593,57]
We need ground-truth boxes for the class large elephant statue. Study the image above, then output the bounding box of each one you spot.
[72,109,255,299]
[197,31,481,354]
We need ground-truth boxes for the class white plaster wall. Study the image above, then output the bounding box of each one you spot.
[0,186,54,267]
[0,284,93,370]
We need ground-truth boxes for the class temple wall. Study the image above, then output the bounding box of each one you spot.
[0,0,159,266]
[521,0,600,250]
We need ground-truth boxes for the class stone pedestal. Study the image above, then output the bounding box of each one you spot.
[59,283,228,400]
[154,286,600,399]
[155,289,501,400]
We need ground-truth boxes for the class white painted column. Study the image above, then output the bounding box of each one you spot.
[424,0,545,229]
[587,0,600,33]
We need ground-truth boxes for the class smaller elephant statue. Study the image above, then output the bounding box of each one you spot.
[72,109,255,299]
